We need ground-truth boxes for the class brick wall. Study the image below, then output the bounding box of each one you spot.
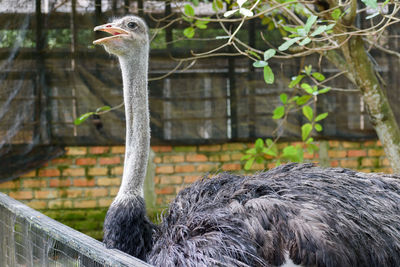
[0,140,390,239]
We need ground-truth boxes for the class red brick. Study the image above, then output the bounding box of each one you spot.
[76,158,96,165]
[19,170,37,178]
[222,163,241,171]
[184,175,200,183]
[74,200,97,208]
[363,140,377,147]
[368,149,385,157]
[0,180,19,189]
[328,140,340,148]
[65,147,87,156]
[99,198,114,207]
[89,146,109,154]
[65,189,83,198]
[186,154,208,162]
[9,191,33,200]
[156,166,174,174]
[342,141,360,148]
[97,177,121,186]
[196,164,218,172]
[330,160,339,167]
[27,200,47,210]
[159,176,182,185]
[249,163,265,171]
[155,186,175,195]
[220,154,231,162]
[198,145,221,152]
[222,143,245,151]
[361,158,378,167]
[163,155,185,163]
[340,160,358,168]
[88,167,108,176]
[99,157,121,165]
[23,179,47,188]
[151,146,173,152]
[347,150,367,157]
[208,155,220,162]
[154,156,162,163]
[73,178,95,187]
[231,153,245,161]
[175,165,196,173]
[49,178,71,187]
[48,200,72,209]
[111,146,125,154]
[38,169,60,177]
[304,152,317,159]
[84,188,108,197]
[328,150,347,158]
[380,158,389,167]
[51,158,73,165]
[110,187,120,196]
[111,166,124,176]
[35,190,59,199]
[63,168,85,177]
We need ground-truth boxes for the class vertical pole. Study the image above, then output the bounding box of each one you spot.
[228,48,237,140]
[34,0,44,143]
[138,0,143,17]
[124,0,130,14]
[248,19,256,138]
[71,0,78,136]
[165,1,173,52]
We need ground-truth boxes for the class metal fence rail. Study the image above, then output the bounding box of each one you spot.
[0,192,152,267]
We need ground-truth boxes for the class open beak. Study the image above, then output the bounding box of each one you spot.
[93,24,130,45]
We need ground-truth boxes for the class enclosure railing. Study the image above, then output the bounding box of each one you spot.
[0,192,152,267]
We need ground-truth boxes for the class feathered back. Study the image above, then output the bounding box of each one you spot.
[149,163,400,267]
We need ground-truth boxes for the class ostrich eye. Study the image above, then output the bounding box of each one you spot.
[127,22,137,29]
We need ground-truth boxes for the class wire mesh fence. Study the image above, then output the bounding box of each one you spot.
[0,192,152,267]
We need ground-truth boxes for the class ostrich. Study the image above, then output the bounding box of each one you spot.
[93,16,400,266]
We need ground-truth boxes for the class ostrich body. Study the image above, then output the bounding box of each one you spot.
[94,16,400,267]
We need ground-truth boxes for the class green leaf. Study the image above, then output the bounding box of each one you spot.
[296,95,312,106]
[331,8,342,20]
[304,65,312,75]
[301,123,313,141]
[212,0,224,11]
[244,157,255,170]
[299,37,311,46]
[95,106,111,113]
[302,106,313,121]
[265,138,274,147]
[183,27,195,38]
[304,15,318,33]
[255,138,264,150]
[278,37,301,51]
[361,0,378,9]
[184,4,195,17]
[275,159,281,167]
[306,137,314,144]
[253,60,268,68]
[255,156,264,164]
[272,106,285,119]
[283,26,297,33]
[288,75,304,88]
[310,25,327,37]
[224,9,238,17]
[311,72,325,81]
[195,20,207,29]
[247,50,261,60]
[315,123,323,132]
[192,0,199,6]
[317,87,331,94]
[263,49,276,61]
[264,148,277,157]
[315,112,328,121]
[241,154,252,160]
[74,112,93,126]
[326,24,335,31]
[263,65,274,84]
[246,147,257,154]
[280,93,288,104]
[301,83,314,94]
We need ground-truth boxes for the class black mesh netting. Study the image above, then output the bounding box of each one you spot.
[1,0,399,181]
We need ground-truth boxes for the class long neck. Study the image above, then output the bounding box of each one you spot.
[117,49,149,198]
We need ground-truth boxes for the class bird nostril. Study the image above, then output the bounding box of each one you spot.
[106,25,112,28]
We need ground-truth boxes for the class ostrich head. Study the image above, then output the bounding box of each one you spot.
[93,16,148,56]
